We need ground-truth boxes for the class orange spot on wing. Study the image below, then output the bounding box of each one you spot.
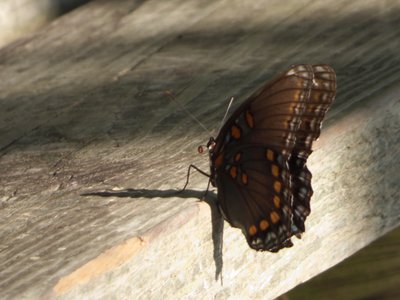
[273,195,281,208]
[234,152,241,162]
[260,219,269,231]
[241,172,248,184]
[274,181,282,193]
[245,110,255,128]
[271,165,279,177]
[249,225,257,236]
[266,149,274,161]
[231,125,241,139]
[230,166,238,178]
[270,211,280,224]
[214,153,224,168]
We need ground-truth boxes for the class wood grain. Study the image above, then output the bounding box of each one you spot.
[0,0,399,299]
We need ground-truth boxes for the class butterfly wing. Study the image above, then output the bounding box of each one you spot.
[211,65,336,251]
[289,65,336,234]
[216,146,295,252]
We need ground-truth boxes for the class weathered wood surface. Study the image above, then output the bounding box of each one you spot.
[0,0,90,48]
[0,0,399,299]
[284,226,400,299]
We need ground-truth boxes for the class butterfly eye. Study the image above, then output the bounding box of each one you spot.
[197,145,206,154]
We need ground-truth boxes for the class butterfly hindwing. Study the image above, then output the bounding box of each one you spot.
[216,146,294,252]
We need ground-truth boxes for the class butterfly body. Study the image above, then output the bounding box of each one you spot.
[205,65,336,252]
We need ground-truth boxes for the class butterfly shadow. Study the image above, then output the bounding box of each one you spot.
[81,188,224,282]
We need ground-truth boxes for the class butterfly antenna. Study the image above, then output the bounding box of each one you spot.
[218,96,234,132]
[165,91,211,135]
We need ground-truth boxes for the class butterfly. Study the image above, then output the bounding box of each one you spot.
[183,65,336,252]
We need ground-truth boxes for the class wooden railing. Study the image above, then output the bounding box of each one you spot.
[0,0,399,299]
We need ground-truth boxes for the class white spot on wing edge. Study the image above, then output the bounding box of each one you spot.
[286,69,296,76]
[314,65,327,72]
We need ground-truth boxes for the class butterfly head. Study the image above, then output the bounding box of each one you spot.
[197,137,216,155]
[197,137,218,185]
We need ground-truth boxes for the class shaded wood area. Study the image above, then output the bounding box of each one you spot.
[0,0,399,299]
[284,226,400,299]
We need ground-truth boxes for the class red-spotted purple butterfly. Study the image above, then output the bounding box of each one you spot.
[183,65,336,252]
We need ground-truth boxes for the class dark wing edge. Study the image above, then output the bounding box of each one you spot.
[289,64,337,234]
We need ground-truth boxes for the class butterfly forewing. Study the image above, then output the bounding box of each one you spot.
[210,64,336,251]
[214,65,314,156]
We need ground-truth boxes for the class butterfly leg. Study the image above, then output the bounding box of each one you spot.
[180,164,210,192]
[201,178,211,200]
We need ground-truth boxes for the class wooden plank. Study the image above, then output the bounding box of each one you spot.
[0,0,399,299]
[0,0,90,48]
[284,227,400,299]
